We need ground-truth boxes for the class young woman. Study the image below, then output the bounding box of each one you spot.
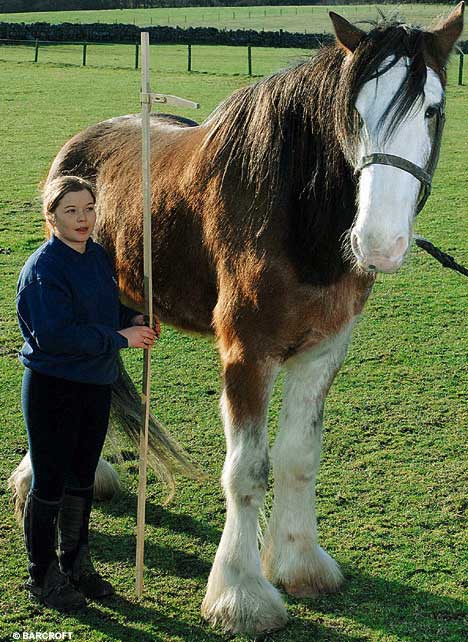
[16,175,157,611]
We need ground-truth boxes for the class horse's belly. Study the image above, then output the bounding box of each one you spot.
[153,273,217,334]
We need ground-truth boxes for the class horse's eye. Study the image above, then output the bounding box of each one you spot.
[425,106,437,119]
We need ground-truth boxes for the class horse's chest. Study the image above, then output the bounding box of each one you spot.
[290,273,374,356]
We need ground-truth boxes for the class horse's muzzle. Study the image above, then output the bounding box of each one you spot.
[351,231,408,273]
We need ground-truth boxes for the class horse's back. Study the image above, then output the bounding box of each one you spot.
[47,113,200,184]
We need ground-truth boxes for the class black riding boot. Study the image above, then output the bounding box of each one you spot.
[58,485,114,599]
[23,491,86,611]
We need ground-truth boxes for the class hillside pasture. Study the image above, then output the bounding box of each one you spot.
[0,3,465,35]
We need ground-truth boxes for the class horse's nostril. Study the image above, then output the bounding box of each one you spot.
[368,265,376,271]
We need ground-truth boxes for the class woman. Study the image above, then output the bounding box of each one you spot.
[16,175,157,611]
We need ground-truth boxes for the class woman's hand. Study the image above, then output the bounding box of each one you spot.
[130,314,161,339]
[118,325,157,349]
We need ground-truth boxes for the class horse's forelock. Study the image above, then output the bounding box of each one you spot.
[338,22,442,150]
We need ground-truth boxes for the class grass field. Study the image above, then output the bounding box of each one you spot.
[0,3,464,35]
[1,43,467,642]
[0,42,315,76]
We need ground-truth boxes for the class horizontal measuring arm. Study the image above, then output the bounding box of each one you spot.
[140,92,200,109]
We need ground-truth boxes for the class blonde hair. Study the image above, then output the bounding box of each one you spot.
[43,175,96,238]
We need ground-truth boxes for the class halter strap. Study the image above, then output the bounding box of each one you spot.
[355,153,432,186]
[354,102,445,215]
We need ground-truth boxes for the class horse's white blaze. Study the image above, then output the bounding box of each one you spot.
[352,58,444,273]
[202,363,288,633]
[262,323,354,595]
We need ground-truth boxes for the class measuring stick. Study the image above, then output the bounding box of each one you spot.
[135,32,199,597]
[135,31,153,598]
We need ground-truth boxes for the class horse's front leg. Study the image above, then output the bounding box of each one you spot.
[201,347,287,634]
[261,324,354,597]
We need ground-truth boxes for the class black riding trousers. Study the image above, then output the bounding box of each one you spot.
[21,367,112,502]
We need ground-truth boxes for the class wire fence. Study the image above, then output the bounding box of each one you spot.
[0,38,465,83]
[0,38,315,76]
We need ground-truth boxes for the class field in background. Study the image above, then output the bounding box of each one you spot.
[0,42,314,76]
[0,41,464,81]
[0,46,467,642]
[0,3,463,34]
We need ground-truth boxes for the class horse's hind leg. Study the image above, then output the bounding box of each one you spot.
[201,342,287,634]
[261,324,354,597]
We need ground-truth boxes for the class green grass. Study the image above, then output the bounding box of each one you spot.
[0,3,465,36]
[0,48,467,641]
[0,41,314,76]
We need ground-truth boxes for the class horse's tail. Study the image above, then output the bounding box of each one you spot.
[109,355,203,502]
[8,453,120,524]
[8,453,32,523]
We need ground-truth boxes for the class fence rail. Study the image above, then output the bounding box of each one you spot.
[0,38,465,83]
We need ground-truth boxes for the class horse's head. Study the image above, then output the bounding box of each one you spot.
[330,3,464,274]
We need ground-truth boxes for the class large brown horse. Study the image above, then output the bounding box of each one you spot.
[11,5,464,634]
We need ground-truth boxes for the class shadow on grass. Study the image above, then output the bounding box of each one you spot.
[93,527,211,579]
[92,488,220,578]
[281,563,467,642]
[91,491,466,641]
[96,485,222,543]
[70,594,371,642]
[70,598,225,642]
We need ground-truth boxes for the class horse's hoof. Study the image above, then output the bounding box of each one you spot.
[285,547,344,597]
[264,544,344,597]
[201,577,288,634]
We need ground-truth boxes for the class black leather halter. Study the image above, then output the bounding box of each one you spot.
[355,101,446,215]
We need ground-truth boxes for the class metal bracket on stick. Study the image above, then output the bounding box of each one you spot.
[135,31,199,599]
[141,92,200,110]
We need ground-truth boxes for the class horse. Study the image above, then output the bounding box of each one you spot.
[9,4,464,634]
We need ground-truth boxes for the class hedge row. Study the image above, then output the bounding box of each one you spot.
[0,0,452,9]
[0,21,466,52]
[0,21,332,48]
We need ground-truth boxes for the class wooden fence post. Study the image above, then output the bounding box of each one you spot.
[458,52,464,86]
[188,43,192,72]
[247,45,252,76]
[82,42,87,66]
[34,38,39,63]
[135,42,139,69]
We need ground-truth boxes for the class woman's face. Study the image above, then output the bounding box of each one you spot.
[49,189,96,251]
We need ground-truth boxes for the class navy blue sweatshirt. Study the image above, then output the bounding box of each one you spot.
[16,233,139,385]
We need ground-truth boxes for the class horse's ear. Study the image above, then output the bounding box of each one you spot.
[428,1,465,62]
[329,11,365,53]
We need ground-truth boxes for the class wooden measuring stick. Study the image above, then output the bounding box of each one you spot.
[135,31,153,598]
[135,32,199,598]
